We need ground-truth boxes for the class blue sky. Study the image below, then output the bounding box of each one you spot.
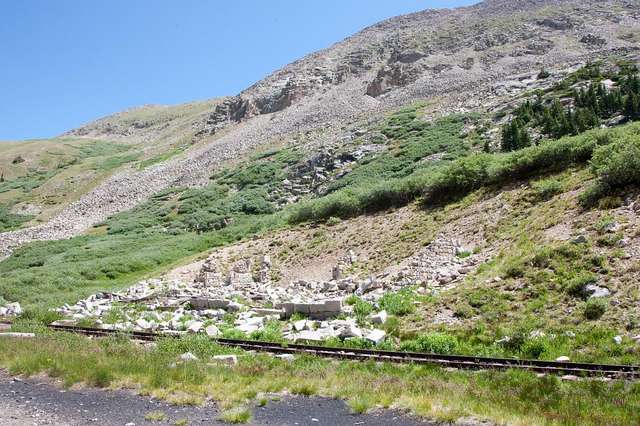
[0,0,478,141]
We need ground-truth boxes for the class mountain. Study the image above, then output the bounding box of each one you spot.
[1,0,638,257]
[2,0,640,423]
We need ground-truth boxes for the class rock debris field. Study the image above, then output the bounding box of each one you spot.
[49,235,483,345]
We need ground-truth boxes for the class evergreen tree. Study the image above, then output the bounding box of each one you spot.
[625,93,640,121]
[501,119,531,152]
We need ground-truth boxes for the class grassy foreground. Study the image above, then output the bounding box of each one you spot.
[0,332,639,425]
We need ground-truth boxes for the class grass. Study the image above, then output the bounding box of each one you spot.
[144,410,167,421]
[218,406,253,424]
[0,213,284,309]
[0,206,32,232]
[0,332,639,425]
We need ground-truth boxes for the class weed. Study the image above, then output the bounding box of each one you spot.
[379,289,416,316]
[145,411,167,422]
[218,406,253,424]
[584,298,608,320]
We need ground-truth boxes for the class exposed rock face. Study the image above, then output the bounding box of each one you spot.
[2,0,640,257]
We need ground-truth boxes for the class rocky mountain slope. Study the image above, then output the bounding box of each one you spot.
[2,2,640,423]
[1,0,639,258]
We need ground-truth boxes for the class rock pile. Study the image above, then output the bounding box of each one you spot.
[384,234,484,288]
[56,233,482,345]
[0,302,22,317]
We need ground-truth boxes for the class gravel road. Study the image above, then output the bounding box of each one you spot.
[0,370,433,426]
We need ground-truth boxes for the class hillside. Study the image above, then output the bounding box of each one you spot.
[1,0,640,424]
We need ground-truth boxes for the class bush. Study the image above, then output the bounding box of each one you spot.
[400,332,459,354]
[520,338,551,359]
[290,123,625,224]
[531,178,564,200]
[379,289,415,316]
[566,273,598,299]
[584,298,608,320]
[249,321,283,343]
[352,298,374,320]
[581,135,640,206]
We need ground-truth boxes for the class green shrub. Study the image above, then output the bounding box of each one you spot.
[249,321,283,343]
[0,206,33,232]
[453,303,474,319]
[290,122,629,224]
[352,298,374,320]
[520,338,551,359]
[379,289,415,316]
[597,196,623,210]
[584,298,608,320]
[400,332,459,354]
[566,273,598,299]
[531,178,564,200]
[581,134,640,206]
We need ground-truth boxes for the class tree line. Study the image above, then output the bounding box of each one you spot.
[501,64,640,152]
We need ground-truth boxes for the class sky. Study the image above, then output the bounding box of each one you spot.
[0,0,478,141]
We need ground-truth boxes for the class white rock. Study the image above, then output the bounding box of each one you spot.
[135,319,153,330]
[179,352,199,362]
[585,284,610,298]
[186,321,203,334]
[293,320,307,332]
[555,356,571,362]
[205,325,220,337]
[370,310,388,325]
[366,329,386,345]
[5,302,22,316]
[294,329,329,342]
[236,323,260,334]
[275,354,295,362]
[561,375,579,382]
[338,323,362,339]
[0,332,35,338]
[245,316,265,326]
[613,335,623,345]
[212,355,238,366]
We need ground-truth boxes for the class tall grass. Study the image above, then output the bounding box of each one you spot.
[0,333,639,426]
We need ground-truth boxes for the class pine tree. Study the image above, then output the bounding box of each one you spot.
[625,93,640,121]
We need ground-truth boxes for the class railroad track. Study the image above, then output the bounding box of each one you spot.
[41,323,640,379]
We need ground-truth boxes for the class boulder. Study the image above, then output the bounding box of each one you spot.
[5,302,22,316]
[555,356,570,362]
[293,320,308,332]
[338,323,363,339]
[236,323,260,334]
[585,284,610,298]
[370,310,388,325]
[275,354,295,362]
[613,335,623,345]
[366,329,386,345]
[179,352,199,362]
[294,329,330,342]
[186,321,204,334]
[190,298,230,310]
[205,325,220,337]
[135,318,154,331]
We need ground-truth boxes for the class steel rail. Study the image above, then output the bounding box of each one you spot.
[43,324,640,379]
